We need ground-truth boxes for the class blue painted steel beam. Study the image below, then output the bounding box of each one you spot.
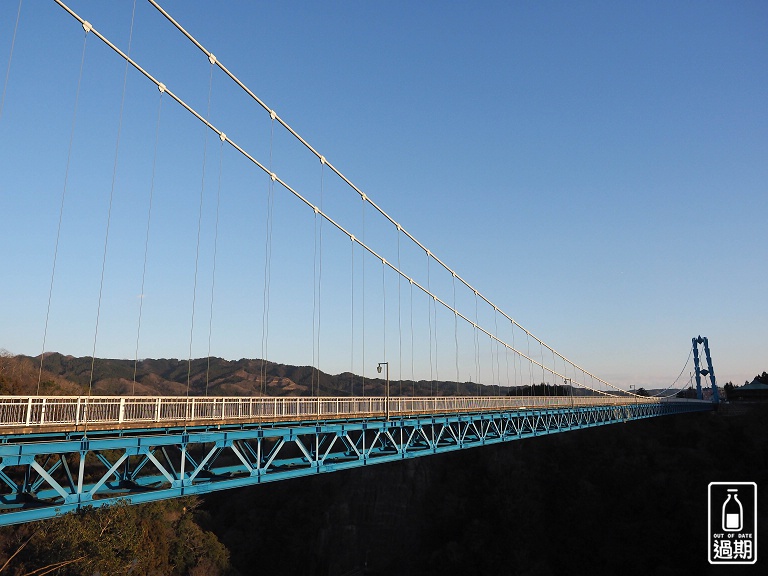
[0,401,711,526]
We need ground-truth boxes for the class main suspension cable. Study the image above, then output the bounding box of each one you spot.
[142,0,628,397]
[53,0,631,398]
[653,346,694,399]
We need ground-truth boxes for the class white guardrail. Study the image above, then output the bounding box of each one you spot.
[0,395,673,430]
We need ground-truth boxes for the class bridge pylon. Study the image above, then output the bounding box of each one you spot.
[692,336,719,403]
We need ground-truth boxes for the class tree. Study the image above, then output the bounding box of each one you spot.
[0,498,229,575]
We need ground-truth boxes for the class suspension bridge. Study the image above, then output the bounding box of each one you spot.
[0,1,717,526]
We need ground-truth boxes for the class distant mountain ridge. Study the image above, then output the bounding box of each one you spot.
[3,353,356,397]
[2,352,677,398]
[2,352,501,397]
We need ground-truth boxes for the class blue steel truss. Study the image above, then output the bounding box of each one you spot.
[0,400,710,526]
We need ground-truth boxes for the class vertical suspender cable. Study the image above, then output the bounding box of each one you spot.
[453,274,459,394]
[410,279,415,396]
[397,227,402,396]
[561,359,567,397]
[434,294,439,394]
[133,88,165,395]
[89,1,138,402]
[311,197,323,397]
[552,347,558,393]
[361,195,366,396]
[488,333,494,395]
[38,23,90,394]
[312,211,318,397]
[474,291,480,396]
[494,310,501,395]
[0,0,22,123]
[489,333,496,395]
[318,161,324,398]
[186,58,215,398]
[314,158,325,397]
[526,331,534,394]
[382,257,386,375]
[350,234,355,395]
[261,115,276,394]
[511,322,517,393]
[504,318,511,392]
[427,253,434,396]
[205,132,225,396]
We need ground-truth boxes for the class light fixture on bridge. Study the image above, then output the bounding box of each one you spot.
[377,362,390,421]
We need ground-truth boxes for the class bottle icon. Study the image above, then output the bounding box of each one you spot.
[722,489,743,532]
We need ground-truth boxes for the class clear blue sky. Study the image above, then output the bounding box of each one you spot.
[1,1,765,391]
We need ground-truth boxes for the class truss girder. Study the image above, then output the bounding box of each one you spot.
[0,401,711,526]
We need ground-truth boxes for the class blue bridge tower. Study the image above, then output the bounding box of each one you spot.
[692,336,719,403]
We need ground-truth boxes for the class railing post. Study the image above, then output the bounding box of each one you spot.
[154,398,161,422]
[25,397,32,427]
[40,398,47,426]
[75,397,81,426]
[119,398,125,424]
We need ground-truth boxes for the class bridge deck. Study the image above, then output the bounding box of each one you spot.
[0,394,686,436]
[0,395,712,526]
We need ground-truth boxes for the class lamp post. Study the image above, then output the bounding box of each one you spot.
[377,362,389,421]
